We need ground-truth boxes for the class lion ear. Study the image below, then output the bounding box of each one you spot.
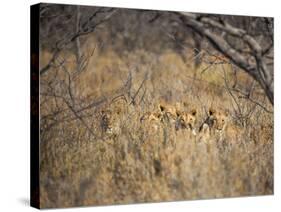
[158,104,165,112]
[176,110,181,117]
[191,109,197,116]
[209,108,216,116]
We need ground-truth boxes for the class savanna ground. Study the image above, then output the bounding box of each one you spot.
[38,5,273,208]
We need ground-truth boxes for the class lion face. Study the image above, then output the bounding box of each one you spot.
[178,109,197,130]
[100,109,120,135]
[209,108,229,131]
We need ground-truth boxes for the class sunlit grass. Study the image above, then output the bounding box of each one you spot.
[39,48,273,208]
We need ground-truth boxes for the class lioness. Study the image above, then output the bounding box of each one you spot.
[140,102,179,133]
[140,102,197,135]
[100,96,128,137]
[100,109,121,136]
[199,107,241,142]
[176,109,197,135]
[100,100,127,137]
[199,108,228,132]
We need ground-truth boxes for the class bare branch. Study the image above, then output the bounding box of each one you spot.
[176,12,274,105]
[40,8,117,76]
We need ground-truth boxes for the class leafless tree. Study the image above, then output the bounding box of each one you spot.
[39,4,117,75]
[174,12,274,105]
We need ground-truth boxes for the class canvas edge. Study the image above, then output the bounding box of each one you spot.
[30,3,40,209]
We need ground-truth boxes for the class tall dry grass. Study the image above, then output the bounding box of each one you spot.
[39,47,273,208]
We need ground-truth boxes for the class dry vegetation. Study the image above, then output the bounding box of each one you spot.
[39,47,273,208]
[38,4,273,209]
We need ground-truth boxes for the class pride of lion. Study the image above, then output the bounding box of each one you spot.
[139,101,241,142]
[99,96,240,142]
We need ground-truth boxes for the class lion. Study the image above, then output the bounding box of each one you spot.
[140,101,179,132]
[100,109,121,137]
[99,95,129,137]
[158,102,178,123]
[199,108,228,132]
[210,107,229,131]
[140,101,198,135]
[199,107,241,142]
[176,109,197,135]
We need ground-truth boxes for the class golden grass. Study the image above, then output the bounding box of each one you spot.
[39,48,273,208]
